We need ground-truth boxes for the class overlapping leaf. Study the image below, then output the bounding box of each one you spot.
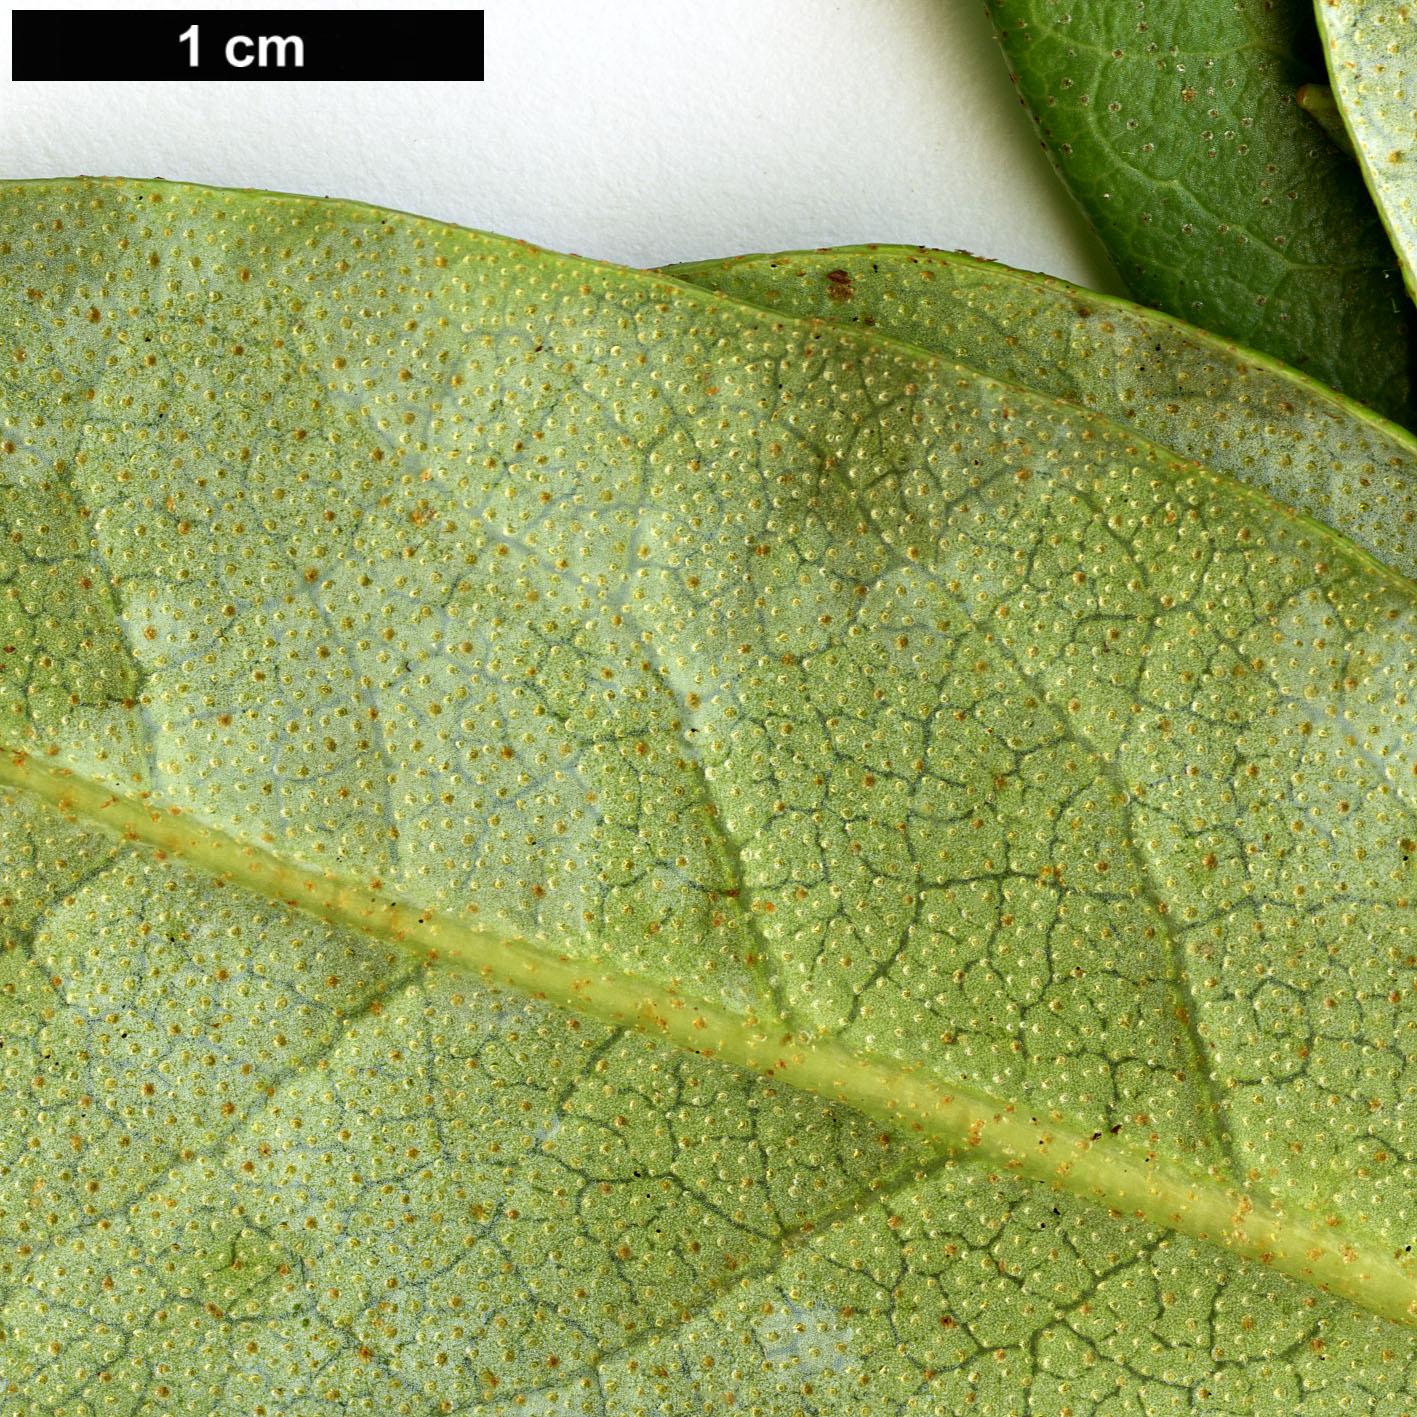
[985,0,1415,423]
[1317,0,1417,302]
[669,244,1417,577]
[5,179,1417,1415]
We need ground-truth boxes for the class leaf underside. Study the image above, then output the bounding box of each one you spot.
[1317,0,1417,304]
[985,0,1416,426]
[4,179,1417,1415]
[666,245,1417,581]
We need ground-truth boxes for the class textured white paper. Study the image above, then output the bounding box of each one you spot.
[0,0,1119,288]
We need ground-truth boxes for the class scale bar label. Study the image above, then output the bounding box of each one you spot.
[12,10,485,81]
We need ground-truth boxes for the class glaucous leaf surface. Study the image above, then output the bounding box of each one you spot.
[984,0,1415,423]
[669,244,1417,579]
[1317,0,1417,302]
[5,179,1417,1415]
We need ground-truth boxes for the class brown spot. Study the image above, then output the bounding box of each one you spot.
[825,268,854,302]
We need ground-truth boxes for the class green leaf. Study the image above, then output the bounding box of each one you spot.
[666,245,1417,578]
[1316,0,1417,303]
[5,177,1417,1414]
[1296,82,1358,157]
[984,0,1416,424]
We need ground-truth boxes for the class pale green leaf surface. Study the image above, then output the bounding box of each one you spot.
[5,179,1417,1415]
[667,245,1417,578]
[1317,0,1417,303]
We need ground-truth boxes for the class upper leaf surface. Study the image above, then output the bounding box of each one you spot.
[1317,0,1417,302]
[5,179,1417,1412]
[985,0,1415,422]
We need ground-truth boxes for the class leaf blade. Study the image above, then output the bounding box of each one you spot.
[1316,0,1417,302]
[985,0,1415,422]
[665,244,1417,578]
[6,178,1417,1412]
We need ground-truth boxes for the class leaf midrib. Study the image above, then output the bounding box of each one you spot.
[4,745,1415,1330]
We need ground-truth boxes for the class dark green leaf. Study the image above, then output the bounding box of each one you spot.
[985,0,1414,422]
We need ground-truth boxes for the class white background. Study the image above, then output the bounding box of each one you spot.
[0,0,1119,288]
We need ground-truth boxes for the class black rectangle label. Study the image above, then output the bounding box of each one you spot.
[11,10,484,81]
